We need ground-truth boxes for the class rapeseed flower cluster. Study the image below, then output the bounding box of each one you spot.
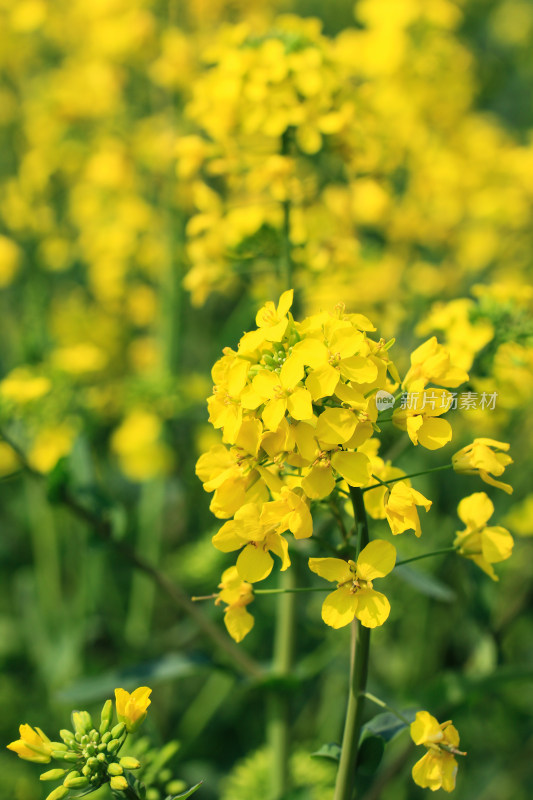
[7,688,151,798]
[198,293,515,645]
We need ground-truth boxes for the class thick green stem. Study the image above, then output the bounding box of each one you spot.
[268,568,296,799]
[333,487,371,800]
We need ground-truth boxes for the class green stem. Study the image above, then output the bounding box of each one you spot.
[333,487,371,800]
[280,129,292,292]
[268,568,296,799]
[395,546,458,567]
[361,692,411,726]
[363,464,453,492]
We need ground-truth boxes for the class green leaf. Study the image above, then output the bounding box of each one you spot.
[362,710,416,742]
[165,782,203,799]
[356,735,385,775]
[393,565,456,603]
[310,742,342,762]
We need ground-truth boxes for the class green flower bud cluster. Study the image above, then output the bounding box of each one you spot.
[38,700,141,800]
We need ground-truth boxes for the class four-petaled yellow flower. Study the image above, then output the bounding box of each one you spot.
[402,337,469,390]
[255,289,293,342]
[452,438,513,494]
[411,710,465,793]
[216,566,255,643]
[114,687,152,733]
[308,540,396,628]
[7,724,53,763]
[212,501,294,583]
[393,389,454,450]
[384,482,432,537]
[454,492,514,580]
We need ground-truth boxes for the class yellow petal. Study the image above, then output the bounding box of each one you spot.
[354,589,391,628]
[253,370,280,398]
[294,421,318,463]
[212,520,247,552]
[225,606,254,643]
[356,540,397,580]
[302,464,336,499]
[339,355,378,384]
[480,470,513,495]
[410,710,443,745]
[405,414,423,444]
[287,387,313,421]
[227,359,249,397]
[236,544,274,583]
[330,451,371,486]
[417,417,452,450]
[412,751,442,790]
[305,364,340,400]
[291,338,328,368]
[234,418,262,454]
[457,492,494,528]
[315,408,357,445]
[267,532,291,571]
[262,398,287,431]
[308,557,352,583]
[321,588,358,628]
[280,355,304,389]
[330,327,365,359]
[277,289,294,318]
[440,754,458,792]
[482,526,514,563]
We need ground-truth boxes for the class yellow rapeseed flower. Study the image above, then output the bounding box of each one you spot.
[216,566,255,643]
[410,710,465,792]
[452,438,513,494]
[7,724,53,764]
[454,492,514,580]
[384,482,432,537]
[308,540,396,628]
[114,687,152,733]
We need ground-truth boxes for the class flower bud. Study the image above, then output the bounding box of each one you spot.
[107,762,124,776]
[51,750,78,762]
[45,787,69,800]
[110,775,128,791]
[111,722,125,739]
[59,729,75,746]
[40,769,67,781]
[107,738,121,754]
[64,776,90,789]
[119,756,141,770]
[63,775,89,789]
[49,742,68,752]
[100,699,113,735]
[72,711,93,736]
